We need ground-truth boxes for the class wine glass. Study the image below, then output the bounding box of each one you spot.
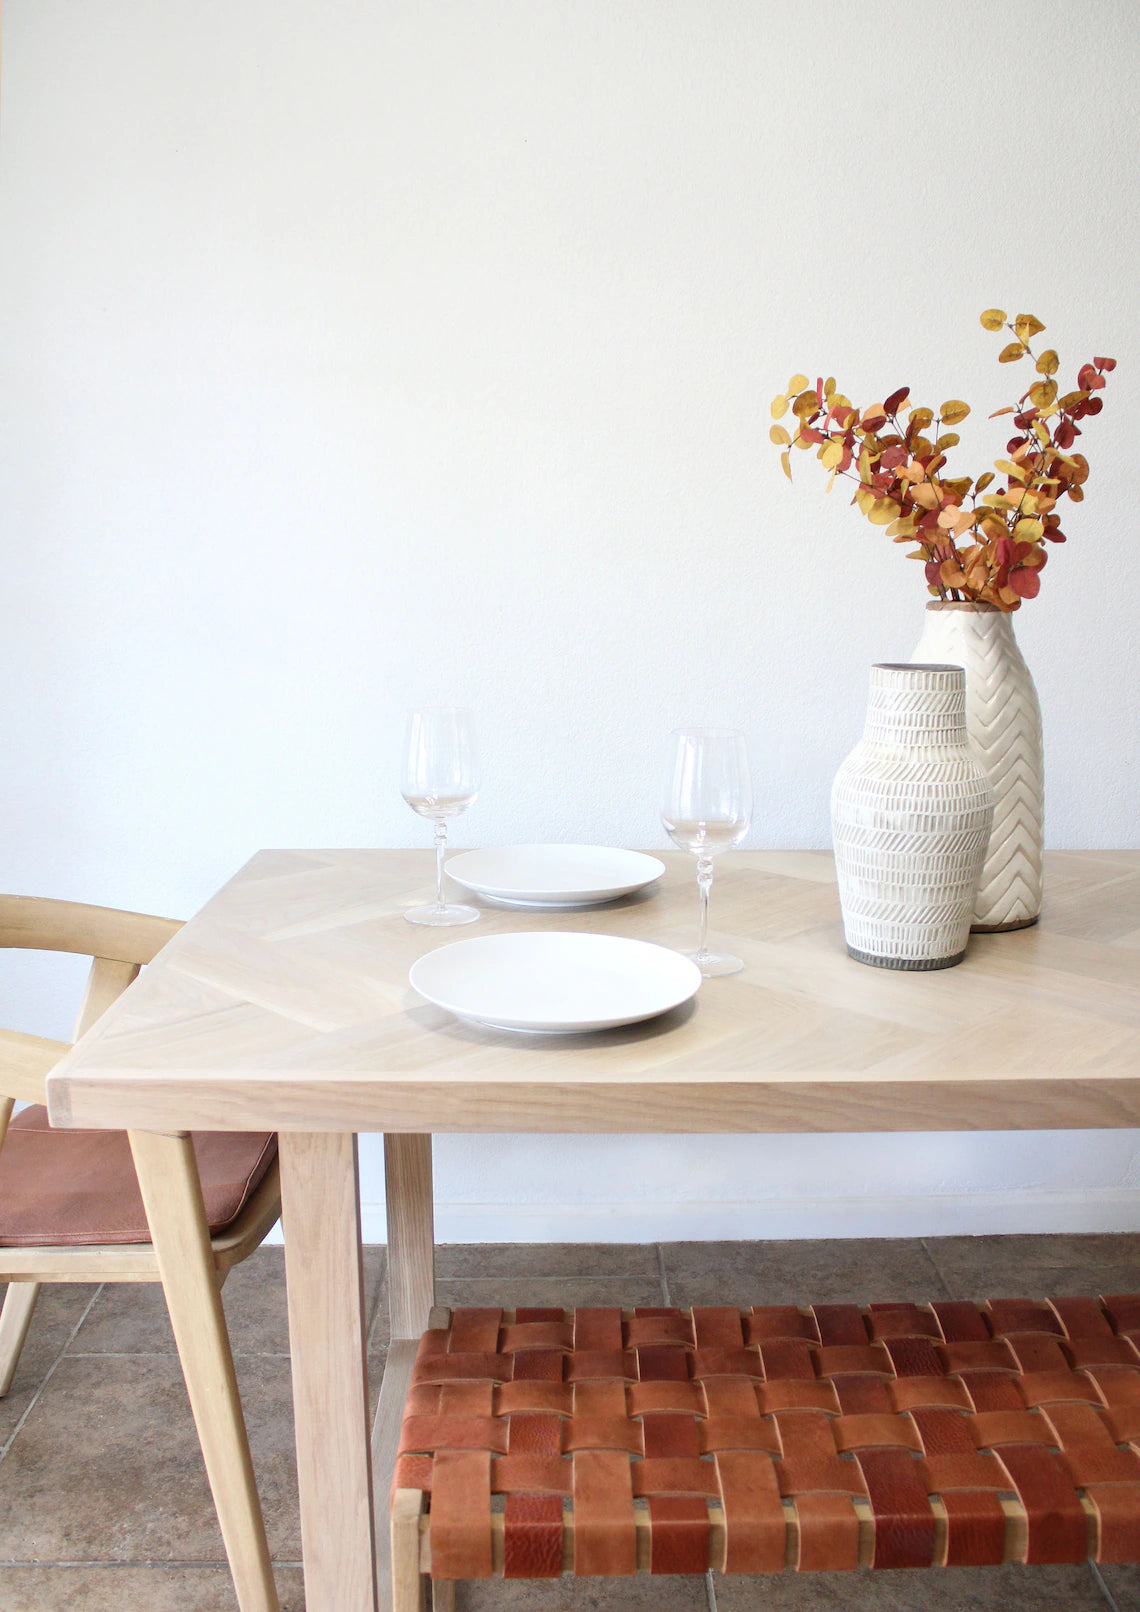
[401,708,480,926]
[662,728,752,975]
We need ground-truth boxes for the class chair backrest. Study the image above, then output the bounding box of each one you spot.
[0,896,182,1148]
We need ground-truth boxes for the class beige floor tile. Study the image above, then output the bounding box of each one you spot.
[456,1572,709,1611]
[1097,1563,1140,1608]
[0,1353,299,1561]
[713,1563,1110,1609]
[68,1244,386,1358]
[660,1240,949,1308]
[435,1244,660,1280]
[924,1233,1140,1299]
[0,1283,99,1442]
[435,1276,668,1314]
[0,1564,305,1611]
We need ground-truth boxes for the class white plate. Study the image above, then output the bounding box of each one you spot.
[445,845,665,908]
[409,931,701,1033]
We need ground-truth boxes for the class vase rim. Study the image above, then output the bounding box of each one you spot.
[874,662,963,675]
[924,600,1001,613]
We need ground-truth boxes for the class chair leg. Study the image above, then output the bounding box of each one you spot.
[391,1489,427,1612]
[0,1282,40,1396]
[129,1131,279,1612]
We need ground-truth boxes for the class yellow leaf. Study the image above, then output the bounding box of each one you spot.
[1036,348,1059,376]
[857,448,873,483]
[770,424,791,446]
[940,400,970,424]
[999,342,1026,363]
[980,308,1007,330]
[1015,313,1045,341]
[908,406,935,428]
[824,376,836,400]
[820,440,843,470]
[867,498,901,526]
[1015,517,1044,541]
[995,459,1028,480]
[826,469,837,493]
[855,487,876,514]
[1028,379,1058,408]
[935,432,961,452]
[793,391,820,420]
[780,450,792,481]
[771,394,789,419]
[975,471,995,494]
[788,373,809,395]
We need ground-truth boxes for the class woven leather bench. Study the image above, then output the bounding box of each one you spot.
[389,1296,1140,1602]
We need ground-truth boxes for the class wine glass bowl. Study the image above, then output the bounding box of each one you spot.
[402,708,481,926]
[662,728,751,975]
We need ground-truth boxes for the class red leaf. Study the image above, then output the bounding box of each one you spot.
[884,385,910,416]
[1094,357,1117,371]
[1010,566,1041,599]
[1085,395,1103,414]
[924,559,942,585]
[1054,419,1076,449]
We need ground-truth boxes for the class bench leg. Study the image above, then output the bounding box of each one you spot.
[392,1489,427,1612]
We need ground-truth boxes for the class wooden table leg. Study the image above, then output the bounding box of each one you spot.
[280,1131,377,1612]
[129,1130,279,1612]
[374,1134,437,1612]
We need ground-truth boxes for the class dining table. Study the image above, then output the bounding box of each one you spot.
[44,846,1140,1612]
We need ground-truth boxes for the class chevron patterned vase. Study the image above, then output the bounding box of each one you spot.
[911,601,1044,931]
[831,663,995,970]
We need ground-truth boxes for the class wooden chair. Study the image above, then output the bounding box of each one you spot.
[0,895,283,1612]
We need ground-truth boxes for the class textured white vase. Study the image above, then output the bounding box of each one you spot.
[831,663,994,969]
[911,601,1044,931]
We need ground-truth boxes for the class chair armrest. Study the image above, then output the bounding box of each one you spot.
[0,1028,70,1105]
[0,897,182,966]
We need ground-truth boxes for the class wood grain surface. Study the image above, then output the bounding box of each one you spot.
[46,849,1140,1135]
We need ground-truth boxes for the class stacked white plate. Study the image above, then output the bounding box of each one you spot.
[445,845,665,908]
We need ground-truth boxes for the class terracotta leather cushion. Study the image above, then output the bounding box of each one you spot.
[0,1106,276,1245]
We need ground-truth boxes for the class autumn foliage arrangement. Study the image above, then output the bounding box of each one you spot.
[771,311,1115,610]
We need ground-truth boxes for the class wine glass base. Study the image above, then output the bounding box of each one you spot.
[687,950,744,977]
[405,903,481,927]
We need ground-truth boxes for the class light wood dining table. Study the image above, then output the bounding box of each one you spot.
[44,848,1140,1612]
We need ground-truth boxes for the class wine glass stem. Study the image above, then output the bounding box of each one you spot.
[434,822,448,910]
[696,855,713,959]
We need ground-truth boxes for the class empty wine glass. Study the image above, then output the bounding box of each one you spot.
[402,708,480,926]
[662,728,752,975]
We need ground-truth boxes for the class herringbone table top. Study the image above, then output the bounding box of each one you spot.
[47,849,1140,1135]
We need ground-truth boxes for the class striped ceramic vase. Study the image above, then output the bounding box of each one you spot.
[911,601,1044,931]
[831,663,995,970]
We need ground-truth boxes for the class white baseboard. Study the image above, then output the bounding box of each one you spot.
[342,1188,1140,1245]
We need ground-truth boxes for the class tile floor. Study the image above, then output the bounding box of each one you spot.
[3,1235,1140,1609]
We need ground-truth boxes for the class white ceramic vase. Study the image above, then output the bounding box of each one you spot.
[911,601,1044,931]
[831,663,995,970]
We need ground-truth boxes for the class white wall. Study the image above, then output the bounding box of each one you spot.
[2,0,1138,1242]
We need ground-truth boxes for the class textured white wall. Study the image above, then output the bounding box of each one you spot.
[2,0,1138,1240]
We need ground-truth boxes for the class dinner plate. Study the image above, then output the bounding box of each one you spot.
[408,931,701,1033]
[445,845,665,908]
